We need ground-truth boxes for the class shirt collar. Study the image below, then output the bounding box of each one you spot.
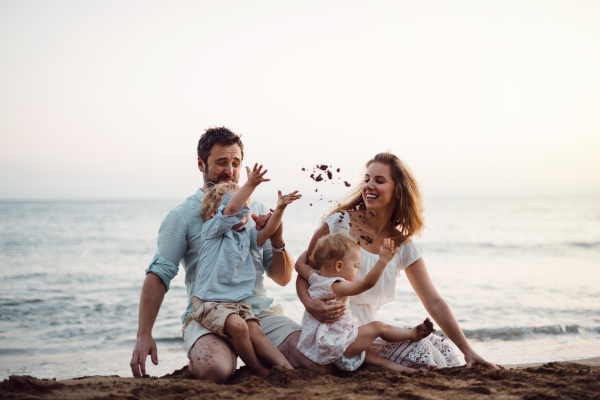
[194,188,204,202]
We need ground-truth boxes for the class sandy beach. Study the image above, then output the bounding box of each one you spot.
[2,358,598,400]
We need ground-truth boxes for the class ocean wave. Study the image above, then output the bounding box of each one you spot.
[568,242,600,249]
[421,241,600,253]
[155,337,184,343]
[463,325,600,341]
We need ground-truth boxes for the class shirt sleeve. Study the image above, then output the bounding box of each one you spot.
[203,193,251,240]
[397,241,423,271]
[323,212,350,235]
[145,208,187,292]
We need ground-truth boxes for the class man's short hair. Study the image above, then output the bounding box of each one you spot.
[197,127,244,165]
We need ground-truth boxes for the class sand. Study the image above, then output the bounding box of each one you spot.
[2,358,599,400]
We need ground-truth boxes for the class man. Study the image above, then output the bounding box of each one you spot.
[130,127,340,383]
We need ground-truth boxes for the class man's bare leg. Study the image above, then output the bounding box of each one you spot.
[276,331,333,374]
[247,321,293,369]
[188,333,237,384]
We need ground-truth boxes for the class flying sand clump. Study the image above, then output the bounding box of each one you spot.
[300,164,353,206]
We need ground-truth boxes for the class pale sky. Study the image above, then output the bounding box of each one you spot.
[1,0,599,199]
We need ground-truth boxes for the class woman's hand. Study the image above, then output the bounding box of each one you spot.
[306,293,345,323]
[464,350,499,369]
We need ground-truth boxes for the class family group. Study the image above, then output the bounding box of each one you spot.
[130,127,497,383]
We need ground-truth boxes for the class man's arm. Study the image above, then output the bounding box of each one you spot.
[130,209,185,377]
[130,273,166,377]
[264,222,295,286]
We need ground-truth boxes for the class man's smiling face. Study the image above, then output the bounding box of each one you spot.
[199,143,243,188]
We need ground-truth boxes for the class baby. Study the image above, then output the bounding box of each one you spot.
[192,164,301,378]
[296,233,435,372]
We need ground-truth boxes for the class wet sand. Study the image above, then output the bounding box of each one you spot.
[2,358,599,399]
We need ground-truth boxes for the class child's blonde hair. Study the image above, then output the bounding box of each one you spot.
[201,182,240,221]
[310,233,359,271]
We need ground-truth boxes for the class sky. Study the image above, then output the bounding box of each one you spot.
[1,0,599,199]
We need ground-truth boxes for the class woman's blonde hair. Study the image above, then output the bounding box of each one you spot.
[326,152,424,244]
[201,182,240,221]
[310,233,359,271]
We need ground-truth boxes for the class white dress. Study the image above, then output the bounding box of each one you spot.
[323,212,461,368]
[296,273,359,365]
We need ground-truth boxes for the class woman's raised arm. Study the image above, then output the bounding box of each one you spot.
[405,258,498,369]
[295,223,345,323]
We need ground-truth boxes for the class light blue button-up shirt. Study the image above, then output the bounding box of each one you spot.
[145,189,274,325]
[193,193,262,302]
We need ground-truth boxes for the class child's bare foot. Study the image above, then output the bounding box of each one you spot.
[250,365,271,379]
[412,318,435,341]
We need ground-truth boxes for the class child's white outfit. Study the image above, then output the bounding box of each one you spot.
[296,272,366,371]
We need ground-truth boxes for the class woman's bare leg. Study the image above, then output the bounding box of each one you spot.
[344,319,435,359]
[364,346,417,373]
[224,314,270,378]
[247,321,293,369]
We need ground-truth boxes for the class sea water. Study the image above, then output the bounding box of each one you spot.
[1,196,599,379]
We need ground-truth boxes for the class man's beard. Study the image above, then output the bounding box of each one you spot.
[205,169,237,185]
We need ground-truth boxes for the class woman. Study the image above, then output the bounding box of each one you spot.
[296,152,497,370]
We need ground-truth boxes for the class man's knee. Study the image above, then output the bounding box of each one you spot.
[189,360,233,384]
[188,334,236,384]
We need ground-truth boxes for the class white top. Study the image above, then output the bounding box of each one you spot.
[296,272,359,365]
[323,212,423,325]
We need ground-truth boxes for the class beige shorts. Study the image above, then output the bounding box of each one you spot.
[192,299,259,339]
[183,304,302,359]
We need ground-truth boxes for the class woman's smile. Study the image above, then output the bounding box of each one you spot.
[362,162,394,210]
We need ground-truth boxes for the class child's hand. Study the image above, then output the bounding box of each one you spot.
[246,164,270,187]
[378,238,398,264]
[276,190,302,210]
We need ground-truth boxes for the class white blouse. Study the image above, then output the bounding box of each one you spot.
[323,212,423,325]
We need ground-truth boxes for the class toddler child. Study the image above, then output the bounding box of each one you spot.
[193,164,301,378]
[296,233,435,372]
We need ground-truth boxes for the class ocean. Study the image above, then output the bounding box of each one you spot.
[1,196,599,380]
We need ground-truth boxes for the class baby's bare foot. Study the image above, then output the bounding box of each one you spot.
[413,318,436,341]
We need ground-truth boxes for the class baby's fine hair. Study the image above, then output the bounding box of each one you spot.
[310,233,359,271]
[201,182,240,221]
